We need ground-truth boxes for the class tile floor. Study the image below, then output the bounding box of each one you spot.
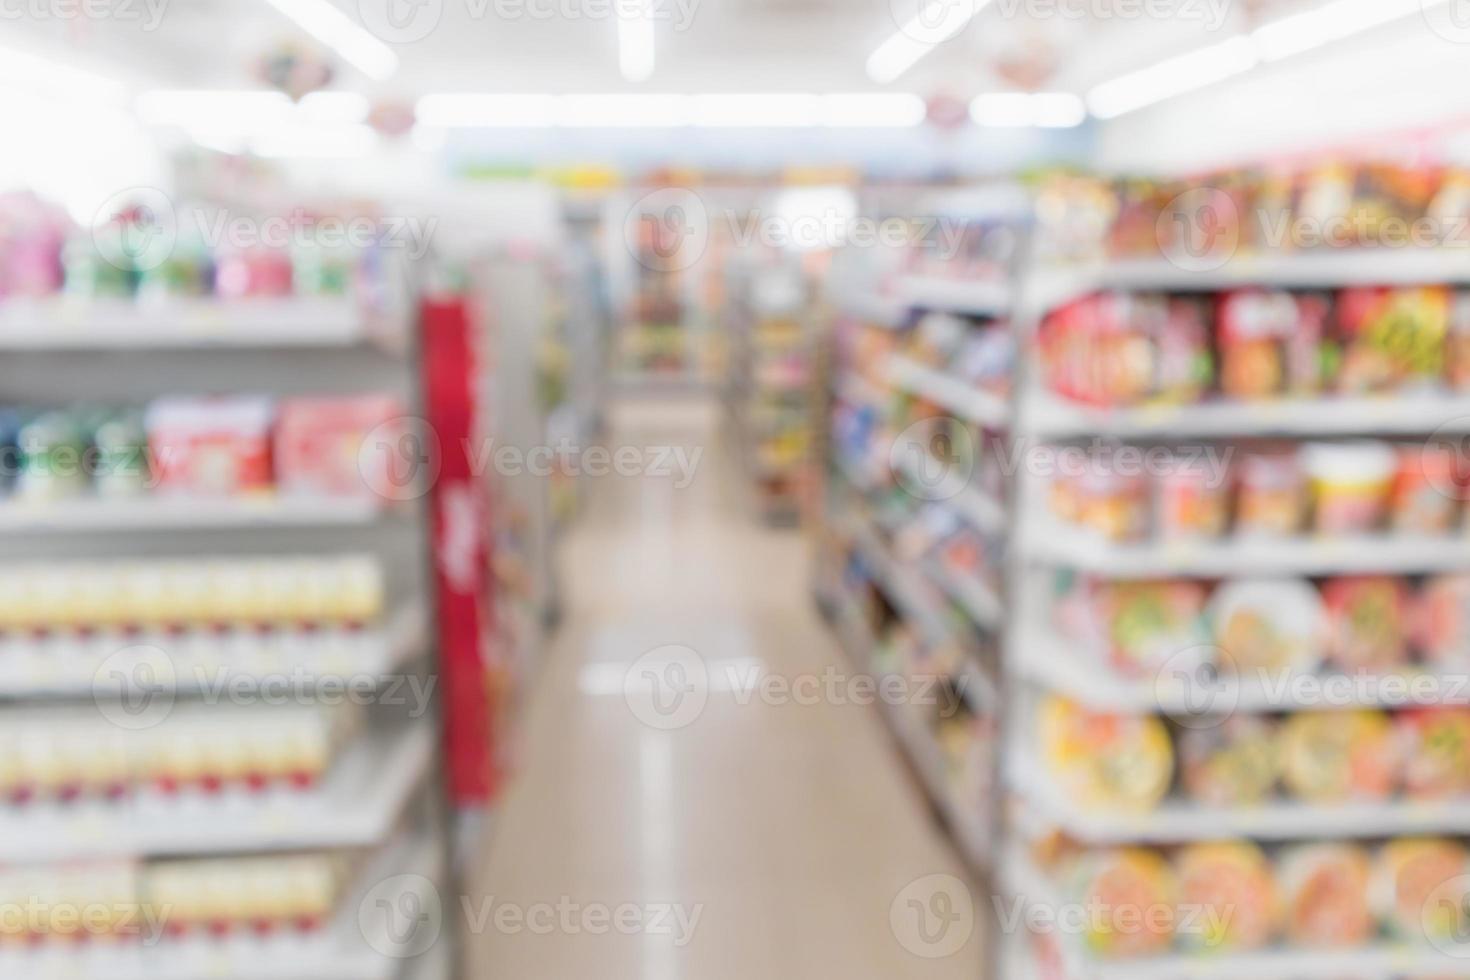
[462,395,985,979]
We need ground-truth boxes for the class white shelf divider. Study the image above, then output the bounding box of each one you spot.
[892,276,1012,318]
[0,494,391,534]
[886,354,1011,428]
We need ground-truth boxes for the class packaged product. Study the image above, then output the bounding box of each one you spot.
[145,395,275,496]
[1390,444,1461,534]
[1448,291,1470,391]
[91,410,150,497]
[1208,578,1326,676]
[1234,448,1306,536]
[1281,710,1398,802]
[16,410,88,500]
[1302,441,1397,534]
[0,409,18,497]
[1217,291,1327,399]
[1068,847,1177,958]
[1417,574,1470,667]
[1397,708,1470,800]
[292,236,355,297]
[274,395,403,498]
[1175,841,1279,952]
[0,192,66,297]
[1156,454,1231,540]
[1334,286,1451,393]
[1322,575,1410,673]
[1154,297,1214,403]
[62,231,136,299]
[1279,843,1375,948]
[1086,580,1209,677]
[1373,838,1469,943]
[1039,696,1173,811]
[1179,716,1280,807]
[214,246,294,299]
[1062,455,1150,542]
[1039,293,1154,406]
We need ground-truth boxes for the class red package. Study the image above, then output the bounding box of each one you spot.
[145,396,274,496]
[274,395,404,498]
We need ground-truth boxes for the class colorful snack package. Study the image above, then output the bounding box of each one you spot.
[1154,297,1214,403]
[1217,290,1327,399]
[1449,291,1470,391]
[1279,843,1375,948]
[1071,455,1150,542]
[1322,575,1411,673]
[1208,578,1326,676]
[1175,841,1279,952]
[1390,444,1461,535]
[1398,708,1470,800]
[1335,286,1451,393]
[1234,448,1306,536]
[1372,838,1469,943]
[1093,580,1209,677]
[1039,696,1174,812]
[1068,847,1177,958]
[1302,441,1397,535]
[1156,454,1231,541]
[1281,710,1398,803]
[145,396,275,497]
[1417,574,1470,668]
[1179,716,1280,807]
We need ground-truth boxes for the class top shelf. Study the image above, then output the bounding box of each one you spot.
[0,297,400,352]
[1028,250,1470,314]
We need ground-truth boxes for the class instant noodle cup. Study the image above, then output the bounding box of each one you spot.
[1418,574,1470,668]
[1279,843,1375,948]
[1068,847,1178,958]
[1175,841,1279,952]
[1235,449,1306,536]
[1093,580,1209,678]
[1039,696,1174,812]
[1302,441,1396,534]
[1156,455,1231,541]
[1208,578,1326,677]
[1073,455,1150,542]
[1398,708,1470,800]
[1390,444,1461,534]
[1281,710,1398,802]
[1323,575,1410,673]
[1179,716,1281,808]
[1373,838,1469,942]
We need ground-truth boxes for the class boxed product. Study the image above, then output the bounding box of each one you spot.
[145,396,275,496]
[274,395,405,499]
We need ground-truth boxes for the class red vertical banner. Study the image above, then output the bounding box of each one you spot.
[421,296,499,805]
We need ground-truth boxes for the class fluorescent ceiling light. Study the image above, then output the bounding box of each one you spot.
[970,92,1085,128]
[298,90,371,124]
[0,41,126,104]
[559,93,687,127]
[692,93,818,127]
[618,0,655,82]
[416,93,556,127]
[137,90,292,127]
[819,93,926,127]
[259,0,398,81]
[866,0,991,84]
[1088,36,1256,119]
[1252,0,1426,61]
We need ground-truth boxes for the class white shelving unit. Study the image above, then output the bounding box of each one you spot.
[0,290,455,980]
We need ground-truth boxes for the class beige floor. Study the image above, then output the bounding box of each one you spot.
[463,395,985,979]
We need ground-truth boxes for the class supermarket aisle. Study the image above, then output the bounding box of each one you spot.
[464,395,984,978]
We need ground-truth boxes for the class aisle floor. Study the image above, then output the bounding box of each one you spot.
[464,396,985,979]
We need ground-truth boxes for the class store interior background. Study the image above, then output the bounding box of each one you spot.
[7,1,1470,979]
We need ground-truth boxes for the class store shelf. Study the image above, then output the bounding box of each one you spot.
[923,558,1003,630]
[0,297,385,350]
[893,276,1011,317]
[1023,519,1470,576]
[1026,249,1470,315]
[1024,388,1470,438]
[890,451,1006,534]
[885,355,1010,428]
[1012,757,1470,844]
[0,721,434,862]
[1004,843,1470,979]
[0,493,391,533]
